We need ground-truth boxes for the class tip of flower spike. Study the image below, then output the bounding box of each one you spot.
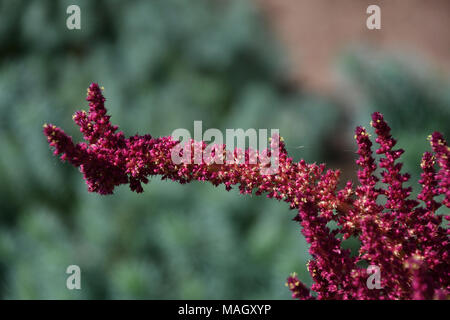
[354,127,371,140]
[371,112,384,122]
[43,123,56,133]
[86,83,105,102]
[370,112,389,133]
[430,132,446,146]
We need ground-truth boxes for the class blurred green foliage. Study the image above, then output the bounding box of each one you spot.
[0,0,448,299]
[0,0,344,299]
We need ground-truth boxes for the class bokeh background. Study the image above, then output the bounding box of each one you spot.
[0,0,448,299]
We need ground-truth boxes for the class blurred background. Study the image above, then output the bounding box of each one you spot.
[0,0,448,299]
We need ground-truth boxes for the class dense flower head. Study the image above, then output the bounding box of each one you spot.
[44,83,449,299]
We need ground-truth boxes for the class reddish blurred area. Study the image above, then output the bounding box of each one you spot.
[256,0,450,93]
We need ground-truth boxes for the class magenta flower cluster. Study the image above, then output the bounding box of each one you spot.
[44,83,449,300]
